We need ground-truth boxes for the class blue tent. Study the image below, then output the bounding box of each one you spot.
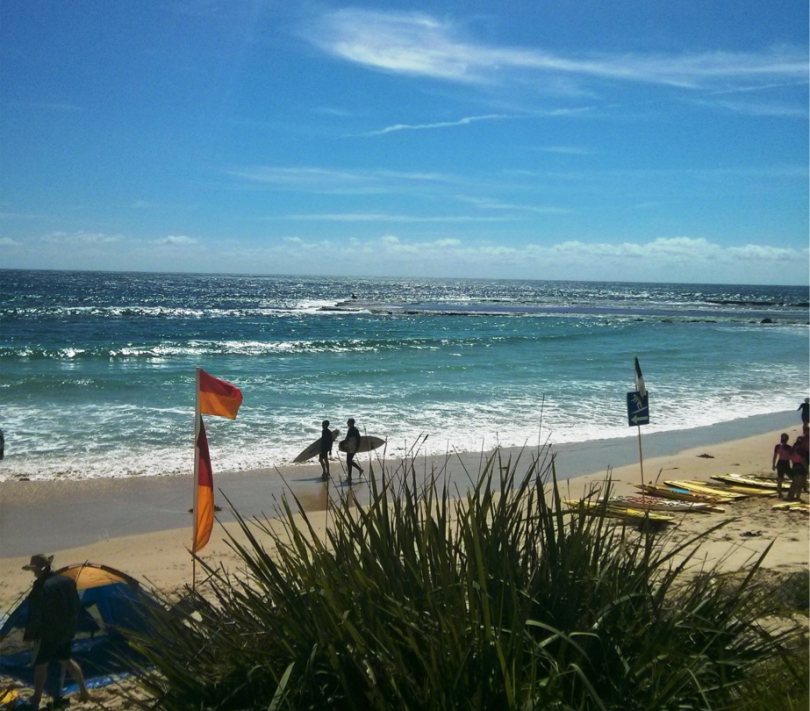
[0,563,163,696]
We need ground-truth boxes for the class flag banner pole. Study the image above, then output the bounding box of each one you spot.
[637,425,645,488]
[192,368,201,590]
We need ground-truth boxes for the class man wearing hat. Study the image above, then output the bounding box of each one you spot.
[22,554,90,709]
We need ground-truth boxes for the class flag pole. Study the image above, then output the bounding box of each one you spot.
[192,368,201,590]
[637,424,645,488]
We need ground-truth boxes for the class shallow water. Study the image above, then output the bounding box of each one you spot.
[1,270,807,481]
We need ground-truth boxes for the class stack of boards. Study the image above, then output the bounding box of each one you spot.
[588,472,810,518]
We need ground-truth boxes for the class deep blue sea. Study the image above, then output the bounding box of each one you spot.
[1,270,807,482]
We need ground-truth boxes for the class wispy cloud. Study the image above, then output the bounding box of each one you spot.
[689,97,808,118]
[307,9,808,91]
[534,145,593,155]
[228,166,464,195]
[283,212,514,223]
[454,195,569,214]
[367,113,513,135]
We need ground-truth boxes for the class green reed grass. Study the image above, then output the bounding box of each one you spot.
[127,451,807,710]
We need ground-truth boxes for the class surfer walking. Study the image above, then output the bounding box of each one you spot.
[342,418,363,483]
[319,420,333,480]
[772,433,793,499]
[799,397,809,437]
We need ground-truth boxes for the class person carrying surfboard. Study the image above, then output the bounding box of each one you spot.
[319,420,333,480]
[342,418,363,483]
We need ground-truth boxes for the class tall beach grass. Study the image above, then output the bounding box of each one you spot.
[128,450,808,710]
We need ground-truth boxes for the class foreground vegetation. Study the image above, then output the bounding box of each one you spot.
[129,453,808,710]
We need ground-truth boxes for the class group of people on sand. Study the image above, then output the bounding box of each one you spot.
[318,417,364,484]
[771,398,810,502]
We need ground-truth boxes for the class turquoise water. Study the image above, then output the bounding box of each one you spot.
[1,270,807,482]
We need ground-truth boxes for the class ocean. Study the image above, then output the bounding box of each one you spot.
[1,269,807,483]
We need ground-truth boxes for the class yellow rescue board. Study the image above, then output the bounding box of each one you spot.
[563,499,676,523]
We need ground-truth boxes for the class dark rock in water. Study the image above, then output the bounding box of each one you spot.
[760,318,774,324]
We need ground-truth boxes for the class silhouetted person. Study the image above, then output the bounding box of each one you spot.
[319,420,333,480]
[800,398,809,437]
[772,433,793,500]
[23,554,90,710]
[342,418,363,483]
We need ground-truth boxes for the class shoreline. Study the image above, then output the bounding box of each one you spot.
[0,410,800,559]
[0,415,807,612]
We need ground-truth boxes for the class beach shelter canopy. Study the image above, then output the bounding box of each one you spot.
[0,563,163,695]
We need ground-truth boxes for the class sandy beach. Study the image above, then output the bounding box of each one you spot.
[1,412,807,614]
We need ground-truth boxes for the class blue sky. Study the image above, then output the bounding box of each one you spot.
[1,1,808,284]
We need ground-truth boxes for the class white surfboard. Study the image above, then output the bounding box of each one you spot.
[293,429,339,463]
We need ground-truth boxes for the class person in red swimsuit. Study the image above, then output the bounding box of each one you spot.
[787,435,808,501]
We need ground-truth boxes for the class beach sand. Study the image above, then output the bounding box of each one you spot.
[2,416,807,611]
[1,417,808,707]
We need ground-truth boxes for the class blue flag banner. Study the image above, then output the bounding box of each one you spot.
[627,391,649,427]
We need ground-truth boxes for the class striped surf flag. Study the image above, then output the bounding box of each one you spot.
[198,369,243,419]
[192,416,214,553]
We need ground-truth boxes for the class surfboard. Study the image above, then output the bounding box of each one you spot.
[338,435,385,454]
[710,473,778,489]
[293,429,339,463]
[634,483,732,506]
[605,495,714,513]
[563,499,676,523]
[680,479,775,497]
[772,502,810,514]
[664,480,751,500]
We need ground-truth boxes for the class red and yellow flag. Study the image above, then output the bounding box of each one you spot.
[192,416,214,554]
[198,369,243,419]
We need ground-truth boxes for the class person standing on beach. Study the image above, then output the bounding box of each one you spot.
[788,435,809,499]
[22,553,90,710]
[772,433,793,499]
[319,420,333,480]
[799,398,810,437]
[342,417,363,483]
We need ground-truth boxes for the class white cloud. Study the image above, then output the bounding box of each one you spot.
[247,234,808,283]
[0,237,21,246]
[308,9,808,91]
[727,244,797,260]
[153,235,198,245]
[42,231,121,244]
